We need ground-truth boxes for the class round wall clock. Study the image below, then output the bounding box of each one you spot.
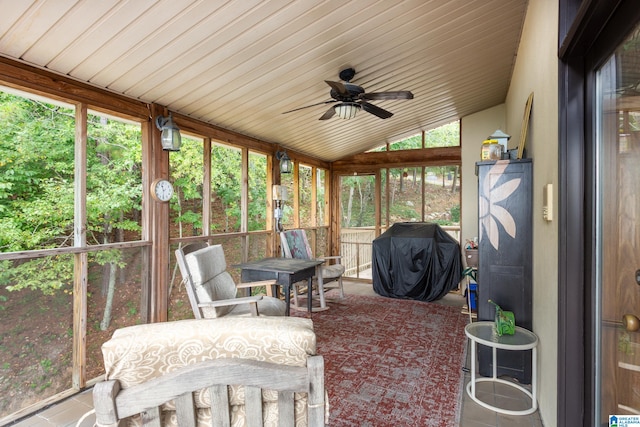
[150,178,174,202]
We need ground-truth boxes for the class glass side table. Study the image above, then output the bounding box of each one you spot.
[465,321,538,415]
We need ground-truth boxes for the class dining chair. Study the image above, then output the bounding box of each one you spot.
[280,229,345,311]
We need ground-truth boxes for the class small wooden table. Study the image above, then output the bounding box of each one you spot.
[234,258,323,316]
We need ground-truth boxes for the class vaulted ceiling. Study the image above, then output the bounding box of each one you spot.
[0,0,527,162]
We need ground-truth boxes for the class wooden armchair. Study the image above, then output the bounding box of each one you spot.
[175,244,285,318]
[280,229,345,311]
[93,317,327,426]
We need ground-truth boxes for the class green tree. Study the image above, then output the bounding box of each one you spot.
[170,137,205,237]
[0,93,142,329]
[210,145,241,232]
[248,154,268,231]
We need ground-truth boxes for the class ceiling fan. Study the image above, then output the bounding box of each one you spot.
[282,68,414,120]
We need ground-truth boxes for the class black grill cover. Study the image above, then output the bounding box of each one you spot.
[372,222,462,301]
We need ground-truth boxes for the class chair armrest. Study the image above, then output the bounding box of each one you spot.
[236,279,277,289]
[198,295,263,308]
[318,256,342,264]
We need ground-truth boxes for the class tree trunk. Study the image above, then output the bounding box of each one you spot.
[101,215,111,296]
[118,212,125,284]
[345,186,354,227]
[356,180,365,227]
[169,189,184,297]
[100,261,117,330]
[450,166,459,193]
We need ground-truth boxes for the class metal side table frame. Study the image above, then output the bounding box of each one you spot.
[465,321,538,416]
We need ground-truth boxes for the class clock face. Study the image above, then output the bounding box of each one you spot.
[152,179,173,202]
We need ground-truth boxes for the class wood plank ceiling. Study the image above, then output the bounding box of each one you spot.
[0,0,527,162]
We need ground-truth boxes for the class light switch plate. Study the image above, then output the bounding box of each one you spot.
[543,183,553,222]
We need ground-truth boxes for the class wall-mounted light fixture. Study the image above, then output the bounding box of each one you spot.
[155,113,182,151]
[335,102,360,120]
[272,184,288,233]
[275,151,293,174]
[272,185,288,202]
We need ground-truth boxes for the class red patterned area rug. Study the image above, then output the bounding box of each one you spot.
[293,292,468,427]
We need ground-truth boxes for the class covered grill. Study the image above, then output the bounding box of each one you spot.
[372,223,462,301]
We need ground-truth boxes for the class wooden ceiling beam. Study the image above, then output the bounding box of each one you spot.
[0,56,149,120]
[331,146,461,173]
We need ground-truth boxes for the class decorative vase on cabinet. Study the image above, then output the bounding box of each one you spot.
[476,159,533,384]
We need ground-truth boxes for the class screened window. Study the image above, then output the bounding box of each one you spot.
[0,88,146,420]
[170,135,204,239]
[210,143,242,233]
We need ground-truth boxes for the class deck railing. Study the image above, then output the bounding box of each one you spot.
[340,225,460,279]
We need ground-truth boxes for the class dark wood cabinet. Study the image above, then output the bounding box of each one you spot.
[476,159,533,383]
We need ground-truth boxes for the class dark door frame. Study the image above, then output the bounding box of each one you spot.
[558,1,640,425]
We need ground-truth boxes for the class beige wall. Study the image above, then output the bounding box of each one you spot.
[460,1,559,424]
[505,0,559,424]
[460,105,506,248]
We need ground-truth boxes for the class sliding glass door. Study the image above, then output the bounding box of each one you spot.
[595,22,640,422]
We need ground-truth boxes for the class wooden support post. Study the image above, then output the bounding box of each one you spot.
[149,104,171,322]
[72,103,87,389]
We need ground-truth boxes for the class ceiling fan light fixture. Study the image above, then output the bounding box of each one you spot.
[335,103,360,120]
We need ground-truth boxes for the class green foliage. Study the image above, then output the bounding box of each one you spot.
[1,89,459,304]
[390,204,420,221]
[340,175,376,227]
[0,92,141,295]
[40,358,53,373]
[126,300,137,316]
[171,146,270,233]
[170,136,204,235]
[0,94,76,252]
[342,123,461,227]
[374,121,460,151]
[248,154,268,231]
[389,133,422,150]
[424,122,460,147]
[450,205,460,223]
[5,256,73,294]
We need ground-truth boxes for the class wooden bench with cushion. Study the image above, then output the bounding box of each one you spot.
[93,316,327,426]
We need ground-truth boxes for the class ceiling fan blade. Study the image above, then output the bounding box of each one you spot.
[361,91,414,100]
[360,101,394,119]
[282,100,336,114]
[324,80,349,95]
[319,106,336,120]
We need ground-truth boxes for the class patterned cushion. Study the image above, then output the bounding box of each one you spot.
[101,317,319,426]
[284,230,313,259]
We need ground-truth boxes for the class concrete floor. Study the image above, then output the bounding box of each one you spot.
[8,280,544,427]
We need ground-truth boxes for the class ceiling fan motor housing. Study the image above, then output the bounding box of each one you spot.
[330,83,364,101]
[282,67,413,120]
[338,67,356,82]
